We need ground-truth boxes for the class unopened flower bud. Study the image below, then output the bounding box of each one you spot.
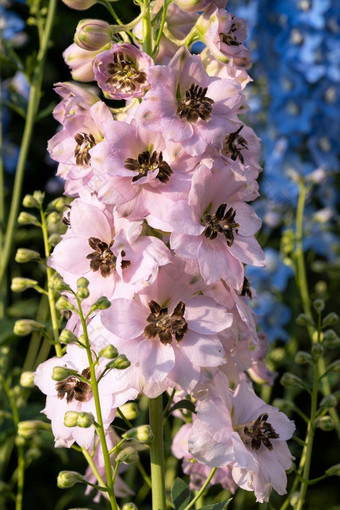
[59,329,78,345]
[322,312,339,327]
[52,366,78,381]
[296,313,314,327]
[294,351,312,365]
[122,504,138,510]
[62,0,97,9]
[319,394,338,409]
[326,360,340,374]
[323,329,340,349]
[89,296,111,313]
[313,298,325,313]
[106,355,130,370]
[17,420,50,438]
[100,344,118,359]
[290,492,300,507]
[49,275,70,292]
[47,196,69,212]
[123,425,154,444]
[119,402,139,421]
[77,412,95,428]
[47,211,61,225]
[77,277,90,289]
[77,287,90,300]
[56,296,76,312]
[14,319,45,336]
[18,212,40,226]
[64,411,79,427]
[316,415,334,431]
[326,463,340,477]
[48,233,62,247]
[57,470,83,489]
[173,0,217,12]
[11,277,38,292]
[75,19,112,51]
[280,372,306,389]
[311,343,323,358]
[15,248,41,263]
[22,194,39,208]
[20,371,35,388]
[115,446,139,465]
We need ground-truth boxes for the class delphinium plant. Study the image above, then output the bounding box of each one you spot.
[1,1,339,510]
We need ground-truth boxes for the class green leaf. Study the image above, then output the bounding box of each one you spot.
[168,399,196,415]
[200,499,233,510]
[171,478,191,510]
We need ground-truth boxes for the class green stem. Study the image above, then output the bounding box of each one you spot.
[39,206,62,357]
[152,0,170,58]
[142,0,153,55]
[149,395,166,510]
[0,75,5,319]
[76,296,118,510]
[81,446,106,488]
[184,468,216,510]
[0,0,57,289]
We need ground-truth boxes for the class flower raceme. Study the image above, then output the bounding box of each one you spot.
[39,0,295,504]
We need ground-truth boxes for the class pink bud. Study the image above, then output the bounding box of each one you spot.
[74,19,112,51]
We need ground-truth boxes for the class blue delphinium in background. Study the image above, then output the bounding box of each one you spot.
[228,0,340,341]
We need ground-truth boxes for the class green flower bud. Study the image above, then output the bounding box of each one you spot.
[48,197,69,212]
[49,275,70,292]
[311,343,323,358]
[325,463,340,477]
[59,329,78,345]
[296,313,314,327]
[280,372,306,389]
[22,194,39,208]
[106,355,131,370]
[294,351,313,365]
[14,319,45,336]
[89,296,111,313]
[75,19,112,51]
[77,412,95,428]
[77,277,90,289]
[122,504,138,510]
[322,312,339,327]
[20,371,35,388]
[313,298,325,313]
[323,329,340,349]
[48,233,62,247]
[115,446,139,465]
[123,425,154,444]
[32,191,45,206]
[18,212,40,226]
[11,277,38,292]
[290,492,300,507]
[56,296,76,312]
[119,403,139,421]
[99,344,118,359]
[326,360,340,374]
[315,415,334,431]
[62,0,97,9]
[77,287,90,300]
[57,471,83,489]
[47,211,61,225]
[319,394,338,409]
[64,411,79,427]
[52,366,78,381]
[15,248,41,263]
[17,420,50,438]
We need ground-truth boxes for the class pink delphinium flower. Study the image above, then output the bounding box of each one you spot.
[101,261,232,392]
[135,47,244,156]
[189,380,295,502]
[168,162,265,287]
[52,81,99,124]
[93,43,153,99]
[34,344,136,448]
[63,42,112,82]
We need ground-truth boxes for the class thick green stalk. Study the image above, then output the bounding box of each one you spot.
[149,395,166,510]
[142,0,153,55]
[0,0,57,289]
[77,297,118,510]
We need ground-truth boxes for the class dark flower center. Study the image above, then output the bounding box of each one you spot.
[86,237,130,278]
[202,203,239,246]
[144,300,188,345]
[219,19,241,47]
[222,126,248,164]
[124,150,173,183]
[56,367,92,403]
[240,277,252,299]
[177,83,214,123]
[239,413,280,451]
[106,52,147,93]
[74,132,96,166]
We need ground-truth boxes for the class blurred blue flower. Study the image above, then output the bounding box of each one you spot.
[0,5,25,41]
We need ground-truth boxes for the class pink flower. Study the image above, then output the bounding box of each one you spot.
[52,81,99,124]
[93,43,153,99]
[135,47,244,156]
[189,380,295,502]
[63,42,112,82]
[101,262,232,391]
[168,163,265,287]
